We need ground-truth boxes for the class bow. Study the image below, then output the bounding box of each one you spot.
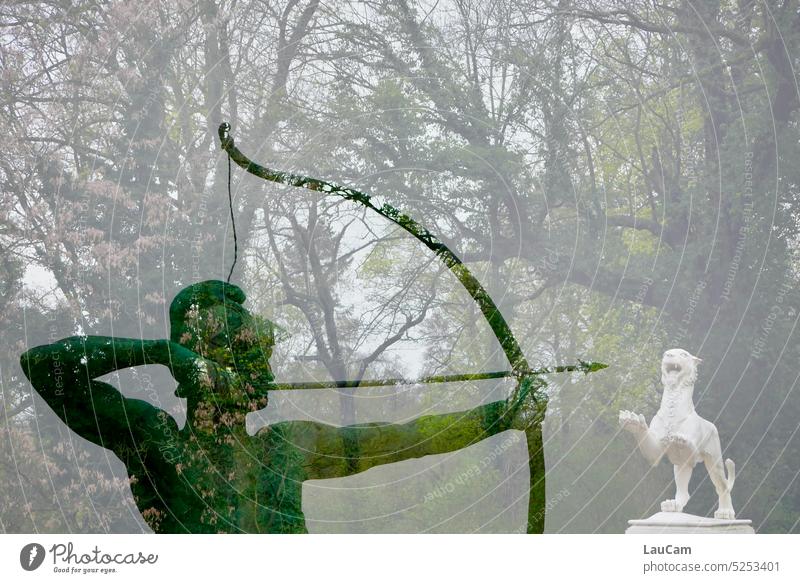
[217,122,605,415]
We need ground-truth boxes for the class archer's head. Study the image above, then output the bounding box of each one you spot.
[169,280,280,403]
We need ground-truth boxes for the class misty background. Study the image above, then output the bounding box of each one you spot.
[1,0,799,533]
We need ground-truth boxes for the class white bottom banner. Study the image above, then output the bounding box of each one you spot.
[1,534,796,582]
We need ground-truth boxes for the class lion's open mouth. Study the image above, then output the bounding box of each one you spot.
[665,362,682,374]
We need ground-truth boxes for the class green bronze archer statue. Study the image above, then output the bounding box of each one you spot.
[21,123,607,533]
[20,280,539,533]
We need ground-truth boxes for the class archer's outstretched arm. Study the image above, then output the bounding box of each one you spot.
[284,398,518,480]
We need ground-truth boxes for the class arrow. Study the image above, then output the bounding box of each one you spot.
[270,361,607,390]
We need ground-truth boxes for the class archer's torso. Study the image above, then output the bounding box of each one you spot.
[115,410,313,533]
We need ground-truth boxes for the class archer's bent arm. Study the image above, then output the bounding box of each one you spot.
[285,399,517,480]
[20,336,198,385]
[19,336,186,450]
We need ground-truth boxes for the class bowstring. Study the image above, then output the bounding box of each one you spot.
[226,152,238,284]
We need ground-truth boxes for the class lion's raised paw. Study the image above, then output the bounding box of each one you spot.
[619,410,648,434]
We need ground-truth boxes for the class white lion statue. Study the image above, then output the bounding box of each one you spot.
[619,348,736,519]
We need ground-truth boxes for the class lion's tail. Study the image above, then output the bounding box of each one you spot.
[724,458,736,492]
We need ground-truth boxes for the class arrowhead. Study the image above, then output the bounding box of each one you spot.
[579,360,609,374]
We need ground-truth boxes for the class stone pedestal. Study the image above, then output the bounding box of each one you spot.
[626,512,755,534]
